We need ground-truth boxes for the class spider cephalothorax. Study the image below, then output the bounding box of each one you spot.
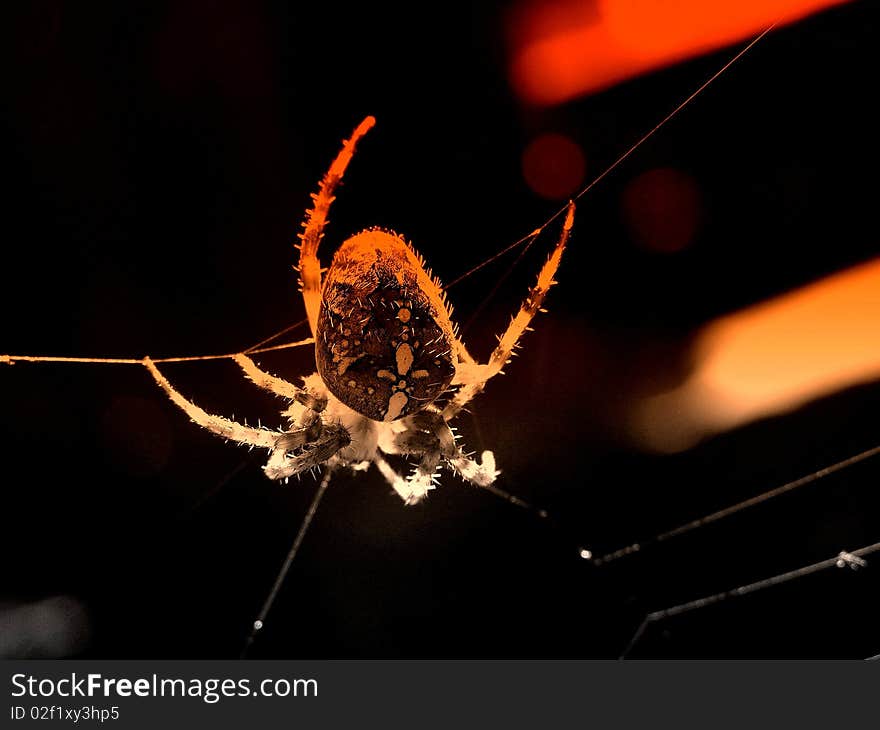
[142,116,574,504]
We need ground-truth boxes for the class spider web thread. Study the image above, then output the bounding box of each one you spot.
[621,540,880,658]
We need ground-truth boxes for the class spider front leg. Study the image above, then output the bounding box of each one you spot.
[142,357,349,480]
[385,409,499,505]
[377,413,443,503]
[263,421,350,481]
[143,357,280,449]
[232,354,327,412]
[297,116,375,336]
[373,453,425,505]
[444,201,575,420]
[418,410,499,488]
[230,354,336,463]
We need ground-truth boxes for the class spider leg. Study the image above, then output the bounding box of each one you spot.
[142,357,279,449]
[373,453,426,505]
[378,414,445,503]
[444,201,574,420]
[452,337,477,365]
[397,411,548,519]
[143,356,349,481]
[413,410,499,487]
[232,354,327,412]
[262,422,350,480]
[405,448,441,504]
[297,116,376,336]
[384,409,498,504]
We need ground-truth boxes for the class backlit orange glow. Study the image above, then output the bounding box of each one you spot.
[631,258,880,452]
[522,133,586,200]
[509,0,852,104]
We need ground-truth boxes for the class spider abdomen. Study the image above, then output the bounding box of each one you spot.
[315,229,456,422]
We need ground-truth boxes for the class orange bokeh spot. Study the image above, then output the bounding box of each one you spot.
[509,0,852,104]
[632,257,880,452]
[621,167,702,253]
[522,133,586,200]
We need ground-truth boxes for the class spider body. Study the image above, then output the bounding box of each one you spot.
[316,229,456,422]
[135,116,574,504]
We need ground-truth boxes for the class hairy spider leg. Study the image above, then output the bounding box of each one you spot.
[297,116,376,336]
[385,417,444,503]
[373,453,417,504]
[381,408,500,503]
[142,357,281,448]
[142,357,350,480]
[232,353,327,413]
[232,353,334,462]
[444,201,575,420]
[415,409,498,485]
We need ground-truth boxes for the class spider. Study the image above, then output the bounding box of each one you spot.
[135,116,575,505]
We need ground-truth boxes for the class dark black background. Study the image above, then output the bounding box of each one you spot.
[1,0,878,658]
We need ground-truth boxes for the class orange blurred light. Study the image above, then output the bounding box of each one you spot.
[522,133,586,200]
[509,0,852,104]
[631,258,880,452]
[621,167,701,253]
